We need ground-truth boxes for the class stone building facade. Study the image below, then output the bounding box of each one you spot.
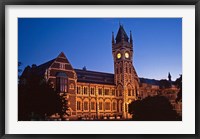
[21,25,181,120]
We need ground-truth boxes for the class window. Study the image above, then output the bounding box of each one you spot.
[129,67,131,73]
[105,102,110,110]
[128,89,131,96]
[104,89,109,95]
[56,72,67,92]
[84,101,88,110]
[98,88,103,95]
[136,89,138,97]
[132,89,135,96]
[56,77,67,92]
[116,68,118,74]
[112,89,115,96]
[91,102,95,110]
[90,87,95,95]
[70,83,74,90]
[120,67,122,73]
[99,102,103,110]
[77,101,81,110]
[59,63,65,69]
[113,102,116,110]
[119,101,122,112]
[118,89,122,96]
[77,86,81,94]
[83,87,88,95]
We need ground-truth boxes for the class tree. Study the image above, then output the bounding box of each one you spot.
[159,79,171,89]
[128,96,180,121]
[175,74,182,102]
[18,62,22,79]
[18,72,63,121]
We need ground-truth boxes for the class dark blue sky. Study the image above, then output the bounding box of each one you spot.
[18,18,182,80]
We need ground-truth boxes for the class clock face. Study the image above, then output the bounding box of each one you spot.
[117,53,121,59]
[125,52,129,58]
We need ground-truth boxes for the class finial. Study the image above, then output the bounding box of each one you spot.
[119,21,123,27]
[83,66,87,71]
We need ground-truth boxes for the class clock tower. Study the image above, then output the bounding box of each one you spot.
[112,25,139,119]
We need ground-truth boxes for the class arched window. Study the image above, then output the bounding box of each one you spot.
[83,87,88,95]
[77,86,81,94]
[127,85,132,96]
[98,88,103,95]
[112,101,117,111]
[120,67,122,73]
[90,87,95,95]
[112,89,115,96]
[118,89,122,96]
[132,89,135,96]
[90,100,96,111]
[99,100,103,111]
[104,89,109,95]
[77,100,82,111]
[83,101,89,111]
[129,64,132,74]
[70,83,74,90]
[128,89,132,96]
[136,89,138,97]
[56,72,67,92]
[119,101,123,112]
[105,100,111,110]
[117,85,123,96]
[126,63,128,73]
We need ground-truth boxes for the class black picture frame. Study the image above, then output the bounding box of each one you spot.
[0,0,199,138]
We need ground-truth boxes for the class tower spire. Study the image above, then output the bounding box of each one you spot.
[115,24,129,43]
[130,30,133,44]
[112,32,115,44]
[112,25,139,119]
[168,72,171,82]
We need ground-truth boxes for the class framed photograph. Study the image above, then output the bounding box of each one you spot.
[0,0,199,138]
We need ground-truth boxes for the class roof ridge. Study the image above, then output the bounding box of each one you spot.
[74,68,114,75]
[37,58,55,68]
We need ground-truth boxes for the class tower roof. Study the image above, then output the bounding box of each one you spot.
[115,25,129,43]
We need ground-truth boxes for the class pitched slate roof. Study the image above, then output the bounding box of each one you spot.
[21,52,73,78]
[139,77,160,86]
[20,59,55,78]
[34,59,55,76]
[74,69,162,86]
[74,69,115,85]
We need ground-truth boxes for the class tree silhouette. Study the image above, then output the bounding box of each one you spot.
[128,95,180,121]
[18,72,63,121]
[159,79,171,89]
[175,74,182,102]
[18,62,22,79]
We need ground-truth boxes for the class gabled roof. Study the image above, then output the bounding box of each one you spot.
[21,52,71,78]
[116,25,129,43]
[20,59,55,78]
[34,58,55,76]
[75,69,115,85]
